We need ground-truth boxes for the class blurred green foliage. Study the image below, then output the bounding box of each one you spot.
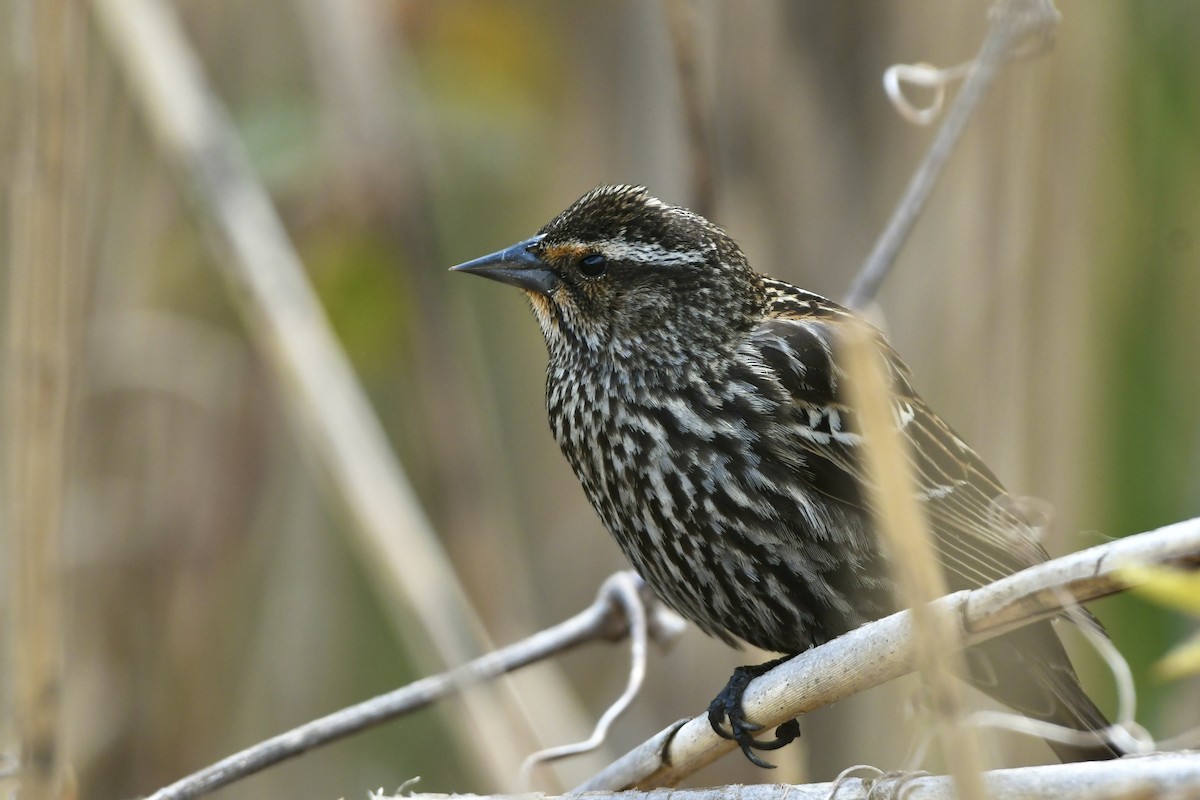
[1095,0,1200,728]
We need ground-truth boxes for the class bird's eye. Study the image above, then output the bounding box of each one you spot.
[578,252,608,278]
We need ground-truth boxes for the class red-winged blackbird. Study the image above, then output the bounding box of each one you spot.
[453,185,1119,766]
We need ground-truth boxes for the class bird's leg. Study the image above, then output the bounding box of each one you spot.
[707,655,801,768]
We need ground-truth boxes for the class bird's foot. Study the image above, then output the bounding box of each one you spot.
[707,657,801,768]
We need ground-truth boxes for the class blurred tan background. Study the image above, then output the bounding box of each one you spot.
[2,1,1199,797]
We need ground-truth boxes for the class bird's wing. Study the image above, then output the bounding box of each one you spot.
[745,294,1114,754]
[742,307,1050,592]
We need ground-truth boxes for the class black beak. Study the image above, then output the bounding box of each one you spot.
[450,235,558,296]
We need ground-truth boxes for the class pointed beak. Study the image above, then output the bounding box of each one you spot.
[450,235,558,296]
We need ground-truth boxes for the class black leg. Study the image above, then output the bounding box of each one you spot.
[707,656,800,768]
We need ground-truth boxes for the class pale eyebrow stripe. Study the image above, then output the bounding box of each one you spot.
[599,239,709,265]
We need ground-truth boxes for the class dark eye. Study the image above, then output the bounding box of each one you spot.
[578,252,608,278]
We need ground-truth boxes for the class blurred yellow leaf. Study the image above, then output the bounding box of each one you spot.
[1155,631,1200,680]
[1118,564,1200,680]
[1118,564,1200,615]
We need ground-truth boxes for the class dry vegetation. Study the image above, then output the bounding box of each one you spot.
[2,1,1199,798]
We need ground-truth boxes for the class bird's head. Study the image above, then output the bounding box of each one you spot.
[452,185,765,372]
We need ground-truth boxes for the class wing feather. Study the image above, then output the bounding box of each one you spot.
[744,290,1049,591]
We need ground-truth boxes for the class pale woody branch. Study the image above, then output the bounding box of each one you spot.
[141,573,683,800]
[142,517,1199,799]
[576,516,1200,790]
[407,751,1200,800]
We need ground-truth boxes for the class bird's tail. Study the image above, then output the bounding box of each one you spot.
[964,620,1124,762]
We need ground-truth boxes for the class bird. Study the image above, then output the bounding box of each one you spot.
[451,184,1120,767]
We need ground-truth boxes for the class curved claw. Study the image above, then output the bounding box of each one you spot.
[707,700,761,740]
[741,740,781,769]
[707,659,802,768]
[751,719,801,751]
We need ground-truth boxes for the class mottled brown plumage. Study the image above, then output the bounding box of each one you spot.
[453,185,1119,766]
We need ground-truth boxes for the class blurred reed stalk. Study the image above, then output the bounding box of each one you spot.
[841,322,988,799]
[3,0,86,797]
[664,0,716,219]
[90,0,536,788]
[294,0,609,783]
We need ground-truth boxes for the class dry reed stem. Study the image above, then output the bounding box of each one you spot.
[664,0,716,219]
[841,321,988,800]
[90,0,531,787]
[3,0,85,796]
[295,0,604,784]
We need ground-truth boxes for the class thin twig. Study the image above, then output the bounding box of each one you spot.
[842,323,988,800]
[4,0,84,796]
[1056,588,1151,750]
[576,516,1200,790]
[940,587,1154,763]
[842,0,1061,309]
[141,573,679,800]
[518,573,655,788]
[664,0,716,219]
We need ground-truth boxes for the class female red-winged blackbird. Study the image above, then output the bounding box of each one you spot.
[453,185,1119,766]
